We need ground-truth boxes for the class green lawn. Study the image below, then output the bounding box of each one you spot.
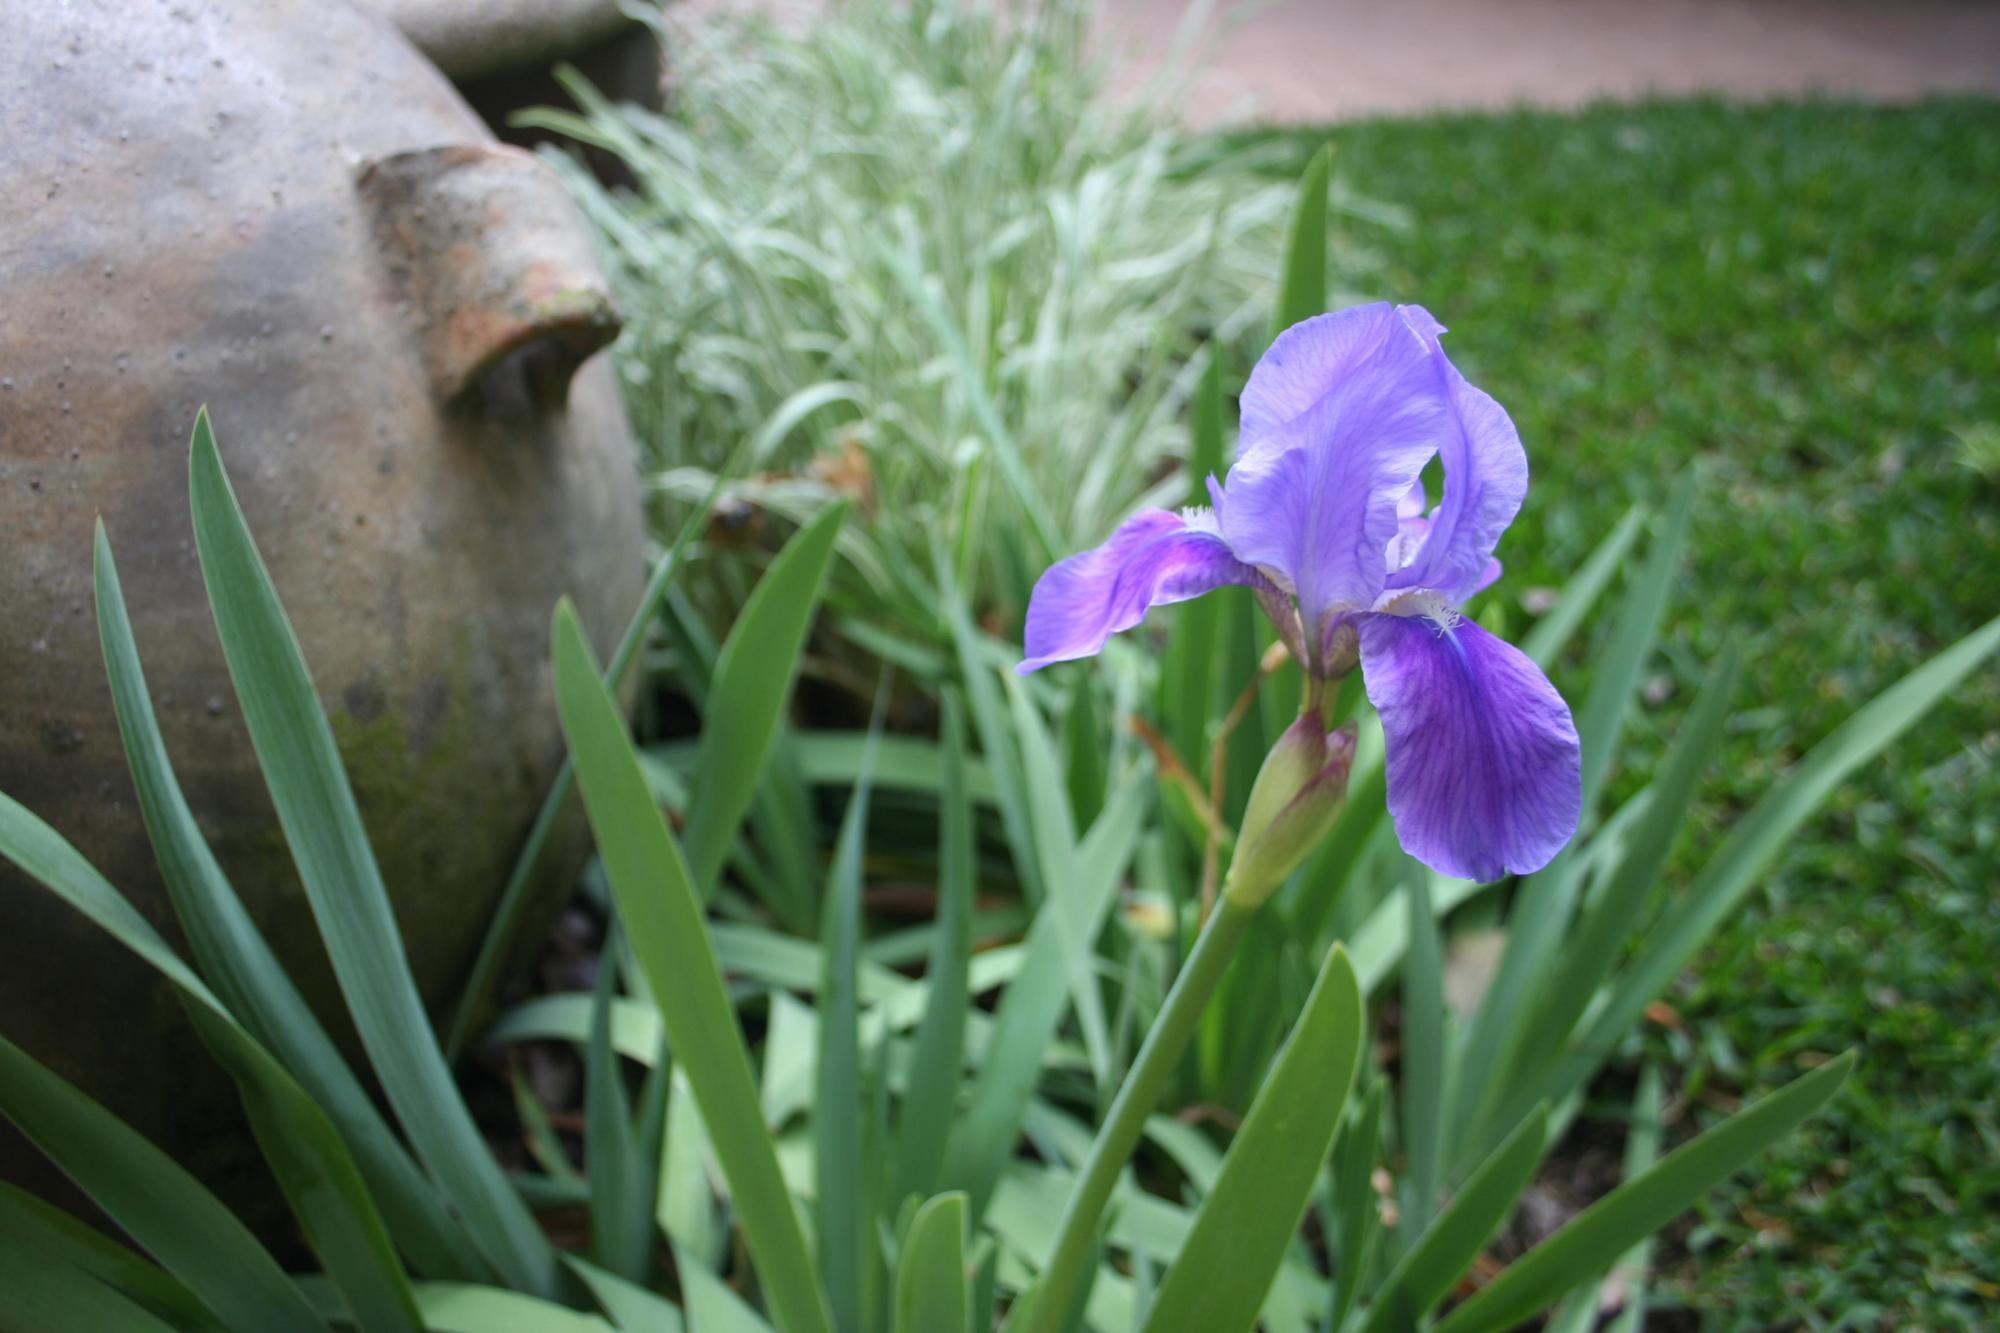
[1272,98,1999,1325]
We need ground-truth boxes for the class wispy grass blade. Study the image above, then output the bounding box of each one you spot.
[629,1032,674,1276]
[896,693,976,1205]
[1160,351,1229,775]
[1006,674,1111,1087]
[0,792,420,1331]
[877,238,1060,567]
[0,1230,184,1333]
[1604,1064,1665,1333]
[1489,647,1742,1131]
[447,428,761,1060]
[1138,946,1365,1332]
[1399,866,1445,1239]
[1518,504,1644,671]
[944,780,1145,1218]
[587,935,646,1281]
[1274,142,1332,332]
[1329,1080,1384,1330]
[1434,1053,1855,1333]
[1361,1107,1548,1333]
[894,1193,971,1333]
[511,1062,584,1188]
[818,702,886,1333]
[93,520,484,1283]
[746,740,825,935]
[552,601,833,1333]
[1557,611,2000,1105]
[659,1075,726,1271]
[1062,673,1107,829]
[187,410,554,1294]
[0,1034,327,1333]
[1575,470,1695,804]
[0,1180,215,1331]
[683,503,849,899]
[727,730,1000,805]
[677,1243,781,1333]
[317,1282,620,1333]
[941,562,1043,904]
[566,1255,688,1333]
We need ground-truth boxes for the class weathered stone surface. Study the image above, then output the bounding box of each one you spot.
[0,0,645,1208]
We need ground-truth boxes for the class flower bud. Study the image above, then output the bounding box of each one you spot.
[1224,717,1357,908]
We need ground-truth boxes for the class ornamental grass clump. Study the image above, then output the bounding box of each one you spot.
[522,0,1373,639]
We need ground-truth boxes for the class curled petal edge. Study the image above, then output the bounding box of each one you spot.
[1018,508,1261,674]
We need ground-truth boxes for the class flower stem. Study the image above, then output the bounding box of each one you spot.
[1020,892,1260,1331]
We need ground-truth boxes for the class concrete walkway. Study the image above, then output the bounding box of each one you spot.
[1098,0,2000,126]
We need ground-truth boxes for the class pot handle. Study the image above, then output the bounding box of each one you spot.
[358,143,622,411]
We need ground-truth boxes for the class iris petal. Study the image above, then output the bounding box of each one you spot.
[1218,307,1448,624]
[1383,328,1527,603]
[1240,303,1401,455]
[1397,480,1429,523]
[1018,509,1260,674]
[1354,611,1581,881]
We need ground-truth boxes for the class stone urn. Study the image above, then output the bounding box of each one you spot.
[0,0,645,1205]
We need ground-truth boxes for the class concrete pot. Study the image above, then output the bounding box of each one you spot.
[0,0,645,1204]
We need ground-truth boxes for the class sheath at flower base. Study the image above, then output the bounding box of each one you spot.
[1018,303,1582,885]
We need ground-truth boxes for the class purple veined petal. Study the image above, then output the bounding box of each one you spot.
[1382,328,1528,604]
[1353,609,1581,882]
[1237,303,1450,459]
[1239,303,1400,454]
[1387,480,1432,572]
[1018,508,1260,674]
[1397,480,1429,523]
[1217,307,1448,624]
[1386,516,1430,575]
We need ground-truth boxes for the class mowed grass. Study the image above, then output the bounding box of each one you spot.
[1258,99,1999,1324]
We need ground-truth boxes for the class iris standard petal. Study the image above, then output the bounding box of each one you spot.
[1397,480,1429,523]
[1217,308,1448,624]
[1387,519,1429,573]
[1383,333,1527,604]
[1238,303,1451,457]
[1239,302,1400,453]
[1354,610,1581,882]
[1018,509,1260,673]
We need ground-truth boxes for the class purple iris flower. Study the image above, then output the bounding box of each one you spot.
[1017,303,1581,883]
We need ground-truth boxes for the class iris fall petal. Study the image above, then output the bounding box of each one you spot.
[1354,610,1581,882]
[1018,509,1259,673]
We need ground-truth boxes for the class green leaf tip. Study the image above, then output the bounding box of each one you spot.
[189,404,217,462]
[552,596,586,650]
